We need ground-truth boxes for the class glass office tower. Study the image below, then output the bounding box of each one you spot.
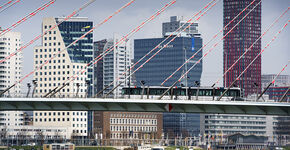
[134,36,202,87]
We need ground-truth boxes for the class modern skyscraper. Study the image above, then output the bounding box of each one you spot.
[33,17,93,138]
[223,0,262,96]
[134,16,203,144]
[33,17,93,98]
[134,16,202,87]
[96,34,133,98]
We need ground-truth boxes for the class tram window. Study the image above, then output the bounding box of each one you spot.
[205,89,212,96]
[156,89,165,95]
[180,89,185,96]
[189,89,197,96]
[131,88,141,95]
[230,90,236,97]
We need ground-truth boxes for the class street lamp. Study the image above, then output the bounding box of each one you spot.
[140,80,146,99]
[75,83,80,98]
[254,82,259,101]
[195,81,200,100]
[86,80,90,98]
[31,80,37,98]
[26,83,31,98]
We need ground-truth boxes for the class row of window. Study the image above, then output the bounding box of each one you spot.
[35,112,86,116]
[33,64,86,70]
[44,42,61,47]
[0,38,20,41]
[35,118,69,122]
[110,114,157,119]
[35,48,60,53]
[110,118,157,125]
[110,125,157,132]
[72,129,87,134]
[35,53,65,58]
[35,59,65,64]
[44,36,57,41]
[72,123,86,128]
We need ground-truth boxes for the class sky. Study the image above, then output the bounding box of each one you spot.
[0,0,289,91]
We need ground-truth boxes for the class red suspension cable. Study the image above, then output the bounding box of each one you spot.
[0,0,56,37]
[0,0,20,14]
[100,0,220,97]
[60,0,177,88]
[161,0,257,86]
[14,0,136,85]
[213,7,289,87]
[0,0,96,64]
[166,0,262,85]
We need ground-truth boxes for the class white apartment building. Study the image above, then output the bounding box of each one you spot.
[0,29,25,129]
[33,111,87,137]
[0,29,22,97]
[103,34,133,98]
[200,114,274,143]
[33,17,94,138]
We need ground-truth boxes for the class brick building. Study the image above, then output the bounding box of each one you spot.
[93,112,163,145]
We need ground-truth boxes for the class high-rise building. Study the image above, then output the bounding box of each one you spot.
[0,29,22,97]
[96,34,133,98]
[223,0,262,96]
[33,17,94,138]
[134,16,203,144]
[134,16,202,87]
[0,30,25,129]
[33,17,93,98]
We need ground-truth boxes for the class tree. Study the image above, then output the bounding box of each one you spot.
[54,130,64,143]
[36,130,45,145]
[0,126,8,145]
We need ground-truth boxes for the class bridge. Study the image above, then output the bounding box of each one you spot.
[0,98,289,115]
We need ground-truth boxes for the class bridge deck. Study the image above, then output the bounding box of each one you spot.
[0,98,289,115]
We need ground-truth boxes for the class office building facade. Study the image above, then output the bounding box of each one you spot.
[223,0,262,96]
[201,114,273,144]
[93,111,163,145]
[33,17,93,138]
[33,17,93,98]
[134,17,203,145]
[134,36,202,87]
